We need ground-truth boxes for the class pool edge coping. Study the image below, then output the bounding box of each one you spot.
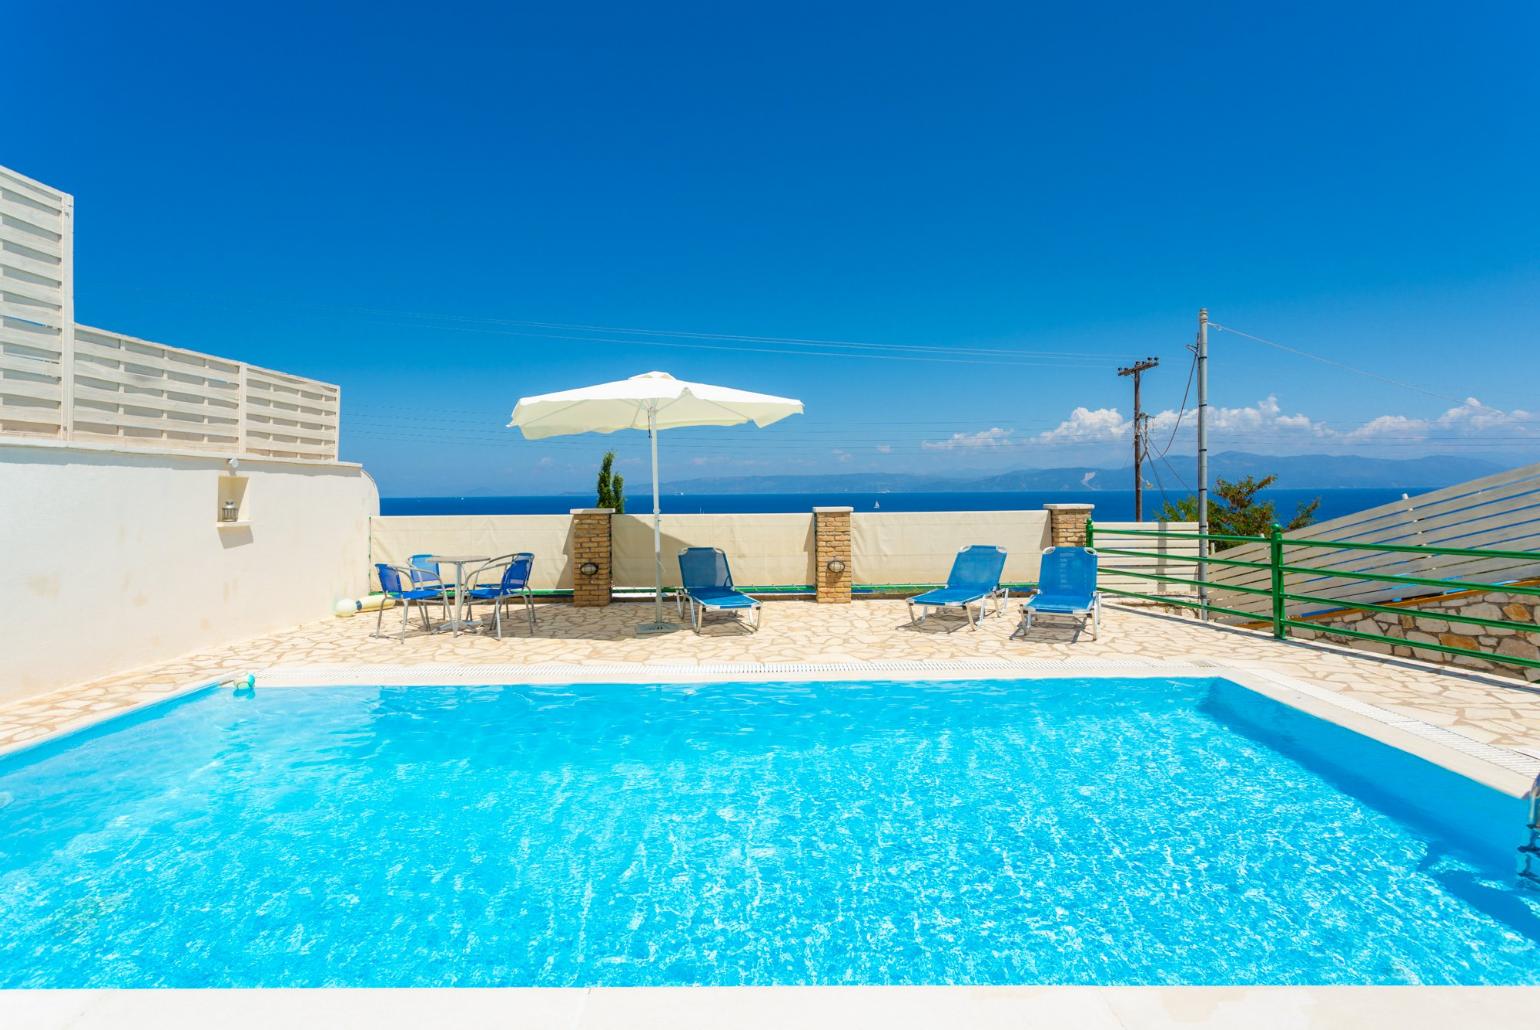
[4,983,1540,1029]
[0,675,242,764]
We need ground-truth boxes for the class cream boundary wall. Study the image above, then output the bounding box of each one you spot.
[614,512,815,587]
[372,513,820,592]
[0,442,377,704]
[851,509,1050,585]
[370,510,1057,591]
[370,515,576,591]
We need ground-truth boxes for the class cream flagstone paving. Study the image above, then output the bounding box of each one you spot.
[5,599,1540,763]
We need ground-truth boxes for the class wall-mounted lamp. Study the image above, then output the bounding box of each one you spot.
[579,561,600,577]
[825,559,846,575]
[226,457,240,473]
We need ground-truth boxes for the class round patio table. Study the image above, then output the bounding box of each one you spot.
[425,554,489,634]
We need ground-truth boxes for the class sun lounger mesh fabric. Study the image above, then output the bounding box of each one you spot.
[1036,547,1097,599]
[680,547,734,592]
[947,545,1008,593]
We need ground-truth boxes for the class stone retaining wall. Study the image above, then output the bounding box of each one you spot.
[1290,581,1540,683]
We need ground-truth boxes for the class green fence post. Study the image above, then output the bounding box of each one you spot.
[1269,522,1286,640]
[1085,517,1095,548]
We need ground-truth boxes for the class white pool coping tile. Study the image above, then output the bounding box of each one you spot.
[5,985,1540,1029]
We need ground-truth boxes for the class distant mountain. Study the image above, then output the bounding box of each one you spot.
[665,452,1510,494]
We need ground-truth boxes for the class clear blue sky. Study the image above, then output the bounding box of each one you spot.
[7,1,1537,496]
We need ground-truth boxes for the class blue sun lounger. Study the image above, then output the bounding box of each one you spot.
[1014,546,1100,640]
[907,545,1009,630]
[677,546,762,634]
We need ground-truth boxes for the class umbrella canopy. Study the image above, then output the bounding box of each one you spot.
[510,371,802,439]
[508,372,803,632]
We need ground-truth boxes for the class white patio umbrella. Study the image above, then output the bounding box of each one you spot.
[508,371,803,632]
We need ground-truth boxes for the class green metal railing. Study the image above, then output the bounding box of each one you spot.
[1086,519,1540,672]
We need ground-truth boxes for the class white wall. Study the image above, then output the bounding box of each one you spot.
[851,510,1051,585]
[0,441,377,704]
[613,513,816,588]
[371,515,576,591]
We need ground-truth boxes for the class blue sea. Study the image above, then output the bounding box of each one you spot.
[382,488,1411,521]
[1,677,1533,987]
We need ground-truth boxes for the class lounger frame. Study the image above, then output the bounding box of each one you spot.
[906,545,1010,632]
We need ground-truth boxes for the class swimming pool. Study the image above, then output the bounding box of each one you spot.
[1,675,1536,988]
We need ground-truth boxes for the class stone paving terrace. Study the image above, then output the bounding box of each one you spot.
[5,599,1540,764]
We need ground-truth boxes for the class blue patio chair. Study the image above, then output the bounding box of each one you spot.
[372,563,449,639]
[1014,546,1100,640]
[907,545,1009,630]
[408,553,443,591]
[462,553,537,638]
[677,547,761,634]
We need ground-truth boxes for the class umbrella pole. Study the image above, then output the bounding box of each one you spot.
[638,404,678,634]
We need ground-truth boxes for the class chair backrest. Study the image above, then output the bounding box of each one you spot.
[376,562,405,595]
[945,545,1008,592]
[500,553,534,592]
[679,546,733,592]
[1037,546,1098,597]
[408,553,440,585]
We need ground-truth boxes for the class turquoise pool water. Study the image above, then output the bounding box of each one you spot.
[0,677,1536,988]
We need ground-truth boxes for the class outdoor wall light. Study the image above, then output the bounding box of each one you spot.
[579,562,600,577]
[825,559,846,574]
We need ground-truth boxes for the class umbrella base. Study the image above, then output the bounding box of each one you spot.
[636,620,682,636]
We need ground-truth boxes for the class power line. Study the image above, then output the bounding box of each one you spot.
[1208,322,1464,403]
[354,317,1113,370]
[323,304,1116,368]
[343,309,1112,361]
[1147,346,1197,461]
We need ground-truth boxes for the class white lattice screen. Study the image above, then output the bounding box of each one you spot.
[0,163,340,461]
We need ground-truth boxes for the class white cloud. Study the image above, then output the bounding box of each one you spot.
[1329,398,1537,445]
[1433,397,1538,435]
[1036,407,1128,444]
[1340,414,1428,443]
[922,427,1016,451]
[1042,394,1536,454]
[1145,395,1324,439]
[876,444,893,454]
[832,449,854,463]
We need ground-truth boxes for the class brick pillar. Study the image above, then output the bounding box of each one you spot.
[1044,503,1094,547]
[814,506,853,603]
[570,508,613,606]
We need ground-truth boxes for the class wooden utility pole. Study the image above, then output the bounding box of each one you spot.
[1117,356,1159,520]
